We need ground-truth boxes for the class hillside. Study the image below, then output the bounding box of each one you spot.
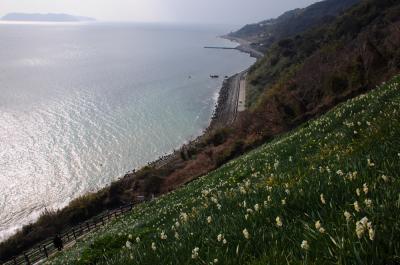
[49,75,400,264]
[1,13,95,22]
[244,0,400,108]
[1,0,399,262]
[229,0,360,52]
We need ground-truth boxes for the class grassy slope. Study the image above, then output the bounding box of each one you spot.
[50,76,400,265]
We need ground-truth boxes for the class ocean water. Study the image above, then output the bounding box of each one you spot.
[0,22,255,240]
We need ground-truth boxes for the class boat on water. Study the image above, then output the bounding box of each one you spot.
[210,75,219,78]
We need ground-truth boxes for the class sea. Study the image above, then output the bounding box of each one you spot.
[0,22,255,241]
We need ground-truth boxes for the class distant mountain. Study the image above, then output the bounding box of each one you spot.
[1,13,95,22]
[229,0,359,52]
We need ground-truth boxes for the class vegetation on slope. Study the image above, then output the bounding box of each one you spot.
[230,0,359,52]
[2,0,399,261]
[49,76,400,264]
[245,0,400,107]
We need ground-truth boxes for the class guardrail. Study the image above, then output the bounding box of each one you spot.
[2,203,135,265]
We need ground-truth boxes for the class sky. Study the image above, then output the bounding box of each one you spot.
[1,0,318,25]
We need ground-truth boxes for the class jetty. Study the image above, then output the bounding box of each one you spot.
[204,46,237,50]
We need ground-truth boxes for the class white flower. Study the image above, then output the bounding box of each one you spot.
[240,186,247,194]
[315,220,325,233]
[356,188,361,196]
[367,159,375,167]
[125,240,132,249]
[354,201,361,212]
[242,228,250,239]
[174,232,180,240]
[191,247,199,259]
[344,211,352,222]
[180,212,188,223]
[217,234,223,242]
[381,175,389,182]
[245,179,251,188]
[274,160,279,170]
[356,217,371,239]
[254,204,260,212]
[276,216,283,227]
[315,221,321,229]
[301,240,310,251]
[207,216,212,224]
[363,183,369,194]
[281,199,286,205]
[364,199,373,208]
[368,226,375,241]
[217,204,222,210]
[356,222,365,239]
[135,237,140,243]
[223,238,227,245]
[213,258,219,263]
[267,195,272,202]
[160,231,167,240]
[151,242,157,251]
[128,234,133,239]
[336,170,344,176]
[320,194,326,205]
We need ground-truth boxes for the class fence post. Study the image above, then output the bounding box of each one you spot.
[13,256,17,265]
[86,222,90,231]
[101,216,105,226]
[72,228,77,240]
[23,252,31,265]
[43,244,48,258]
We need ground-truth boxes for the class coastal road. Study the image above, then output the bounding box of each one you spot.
[212,70,247,126]
[238,75,247,112]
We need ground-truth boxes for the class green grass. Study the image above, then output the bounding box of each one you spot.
[49,76,400,265]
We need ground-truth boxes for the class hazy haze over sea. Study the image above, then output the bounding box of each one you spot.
[0,22,255,241]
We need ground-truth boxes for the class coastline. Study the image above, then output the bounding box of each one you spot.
[146,43,260,171]
[222,35,264,59]
[0,36,261,258]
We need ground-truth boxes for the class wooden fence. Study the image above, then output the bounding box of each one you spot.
[2,203,135,265]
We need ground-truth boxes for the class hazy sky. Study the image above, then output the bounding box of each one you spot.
[1,0,318,25]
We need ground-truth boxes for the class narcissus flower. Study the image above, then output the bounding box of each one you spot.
[354,201,361,212]
[191,247,199,259]
[320,194,326,204]
[276,216,283,227]
[344,211,352,222]
[243,228,250,239]
[301,240,310,250]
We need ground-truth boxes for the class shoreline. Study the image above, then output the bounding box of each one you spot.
[0,37,260,246]
[145,38,261,171]
[145,70,249,171]
[222,35,264,59]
